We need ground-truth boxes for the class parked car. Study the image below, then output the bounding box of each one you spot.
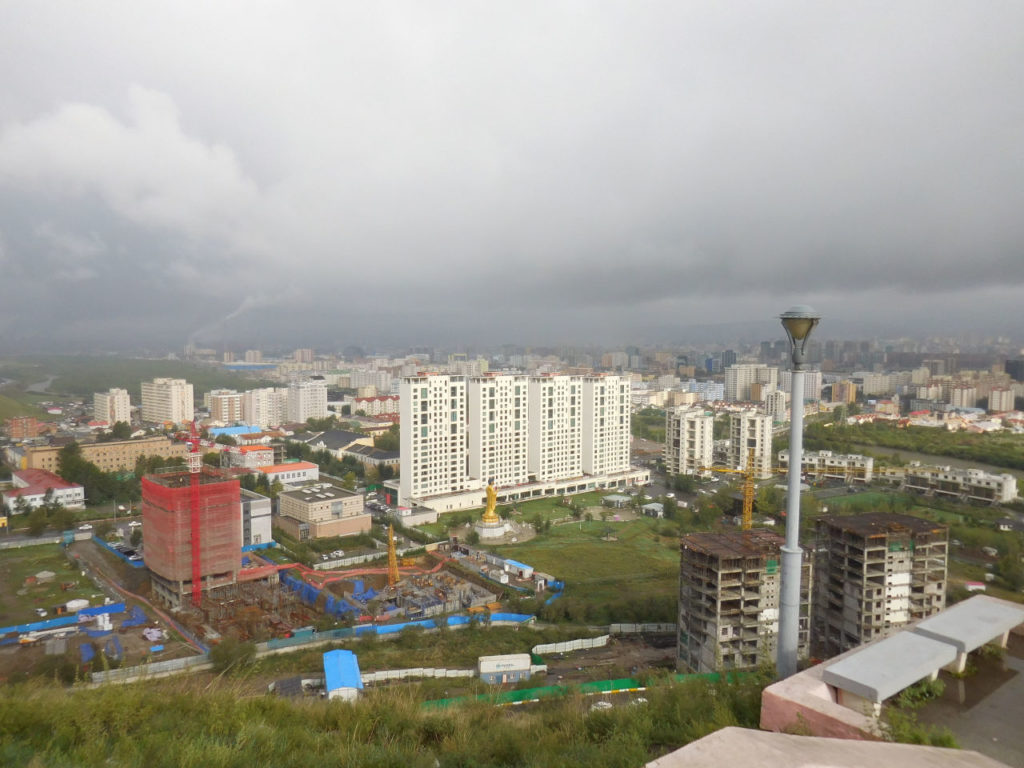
[77,523,93,531]
[128,520,142,528]
[35,608,48,617]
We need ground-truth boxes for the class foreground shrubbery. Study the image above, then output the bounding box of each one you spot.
[0,670,770,767]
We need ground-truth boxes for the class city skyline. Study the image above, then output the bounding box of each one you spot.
[1,4,1022,352]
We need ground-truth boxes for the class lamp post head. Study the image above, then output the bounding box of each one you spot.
[780,305,820,370]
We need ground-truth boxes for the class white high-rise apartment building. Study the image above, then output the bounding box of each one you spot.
[350,370,393,393]
[398,373,641,510]
[400,374,471,503]
[765,390,788,420]
[468,375,530,488]
[528,375,583,482]
[140,378,194,425]
[242,388,288,427]
[93,388,131,426]
[950,386,978,409]
[724,364,778,402]
[581,375,631,476]
[208,389,243,424]
[287,381,328,423]
[728,409,773,479]
[780,370,823,402]
[664,407,713,476]
[989,387,1015,412]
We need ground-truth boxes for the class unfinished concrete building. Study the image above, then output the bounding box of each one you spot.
[814,513,948,659]
[142,467,241,609]
[678,530,812,673]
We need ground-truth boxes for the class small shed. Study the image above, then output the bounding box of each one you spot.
[603,494,631,509]
[478,653,532,685]
[641,502,664,518]
[323,649,363,702]
[503,558,534,579]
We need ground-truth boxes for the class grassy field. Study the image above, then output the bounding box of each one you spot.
[0,544,97,627]
[492,517,680,606]
[0,392,50,421]
[0,356,272,399]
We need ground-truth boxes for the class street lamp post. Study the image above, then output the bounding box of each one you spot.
[777,305,820,679]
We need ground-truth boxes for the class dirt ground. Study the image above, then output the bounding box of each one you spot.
[542,636,677,683]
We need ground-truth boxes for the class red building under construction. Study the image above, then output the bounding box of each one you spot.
[142,467,241,609]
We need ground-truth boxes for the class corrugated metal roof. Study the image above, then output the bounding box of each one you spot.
[323,649,363,692]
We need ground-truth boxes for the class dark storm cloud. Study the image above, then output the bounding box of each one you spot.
[0,2,1022,351]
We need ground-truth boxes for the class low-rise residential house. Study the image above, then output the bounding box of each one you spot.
[4,469,85,510]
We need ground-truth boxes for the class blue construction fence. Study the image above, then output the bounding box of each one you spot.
[242,541,279,553]
[280,573,369,618]
[95,539,147,569]
[0,602,127,640]
[544,580,565,605]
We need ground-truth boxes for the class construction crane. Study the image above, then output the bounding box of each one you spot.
[386,523,399,588]
[700,448,757,530]
[185,419,203,607]
[701,451,877,531]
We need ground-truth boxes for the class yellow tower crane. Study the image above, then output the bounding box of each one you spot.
[700,451,878,531]
[700,448,757,530]
[386,523,399,588]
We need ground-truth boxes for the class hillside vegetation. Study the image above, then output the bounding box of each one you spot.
[0,672,769,767]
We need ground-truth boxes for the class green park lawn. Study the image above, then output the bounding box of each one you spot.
[492,516,680,607]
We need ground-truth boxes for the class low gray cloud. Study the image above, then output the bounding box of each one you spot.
[0,2,1021,352]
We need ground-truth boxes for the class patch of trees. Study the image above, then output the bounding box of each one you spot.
[283,441,366,482]
[239,473,284,500]
[96,421,132,442]
[631,408,666,442]
[57,443,152,506]
[374,424,399,452]
[804,421,1024,471]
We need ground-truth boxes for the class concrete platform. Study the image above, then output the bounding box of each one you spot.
[647,726,1011,767]
[912,595,1024,654]
[823,631,957,707]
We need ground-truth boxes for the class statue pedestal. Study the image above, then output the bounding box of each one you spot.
[474,519,507,540]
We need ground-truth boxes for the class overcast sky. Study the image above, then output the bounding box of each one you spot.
[0,2,1022,353]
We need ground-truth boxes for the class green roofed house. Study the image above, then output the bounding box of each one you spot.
[323,649,363,702]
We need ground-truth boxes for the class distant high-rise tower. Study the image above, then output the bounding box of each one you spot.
[287,380,328,423]
[725,364,778,402]
[94,388,131,426]
[208,389,243,424]
[728,410,773,479]
[140,378,194,425]
[1004,358,1024,382]
[664,407,713,476]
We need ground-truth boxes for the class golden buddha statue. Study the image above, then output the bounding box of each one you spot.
[481,479,500,524]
